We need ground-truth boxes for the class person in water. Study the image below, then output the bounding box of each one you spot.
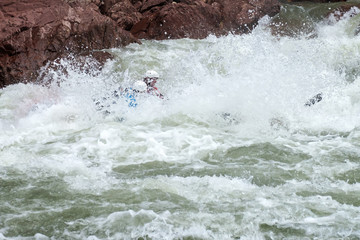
[122,70,164,107]
[94,70,163,112]
[123,80,147,107]
[94,80,147,112]
[143,70,164,99]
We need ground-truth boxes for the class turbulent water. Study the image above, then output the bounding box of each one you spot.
[1,3,360,240]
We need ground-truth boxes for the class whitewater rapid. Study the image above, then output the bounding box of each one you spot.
[1,6,360,240]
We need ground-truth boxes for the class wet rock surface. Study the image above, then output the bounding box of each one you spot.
[0,0,137,87]
[130,0,281,39]
[1,0,353,87]
[131,1,223,39]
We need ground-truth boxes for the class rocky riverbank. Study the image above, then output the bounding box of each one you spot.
[0,0,358,88]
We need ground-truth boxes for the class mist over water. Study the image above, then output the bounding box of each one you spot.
[1,5,360,239]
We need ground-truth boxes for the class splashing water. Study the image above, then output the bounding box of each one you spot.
[1,6,360,240]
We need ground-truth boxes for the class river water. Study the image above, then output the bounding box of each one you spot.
[1,3,360,240]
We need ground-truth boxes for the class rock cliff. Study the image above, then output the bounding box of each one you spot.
[0,0,138,87]
[0,0,281,87]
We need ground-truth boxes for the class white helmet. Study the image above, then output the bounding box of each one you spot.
[133,81,147,92]
[145,70,159,79]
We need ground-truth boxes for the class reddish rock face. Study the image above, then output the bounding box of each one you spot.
[0,0,138,88]
[131,1,223,39]
[106,0,142,30]
[130,0,280,39]
[3,0,358,88]
[215,0,280,34]
[0,0,282,87]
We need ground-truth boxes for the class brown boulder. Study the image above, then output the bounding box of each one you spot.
[0,0,138,88]
[130,0,280,39]
[140,0,170,12]
[215,0,280,34]
[131,1,223,39]
[107,0,142,30]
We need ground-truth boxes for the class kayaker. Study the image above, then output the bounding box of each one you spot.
[143,70,164,99]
